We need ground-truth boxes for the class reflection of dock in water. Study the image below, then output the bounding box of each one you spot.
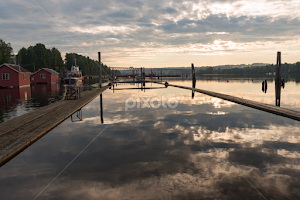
[149,81,300,121]
[0,84,111,167]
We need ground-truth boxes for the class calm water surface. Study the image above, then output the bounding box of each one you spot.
[0,78,104,123]
[0,79,300,199]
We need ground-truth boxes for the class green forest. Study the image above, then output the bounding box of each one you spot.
[0,39,14,64]
[0,39,111,76]
[65,53,111,77]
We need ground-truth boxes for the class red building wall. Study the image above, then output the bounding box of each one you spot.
[31,69,60,83]
[0,66,30,87]
[50,73,60,82]
[0,66,19,87]
[18,73,30,86]
[31,69,51,83]
[0,66,31,87]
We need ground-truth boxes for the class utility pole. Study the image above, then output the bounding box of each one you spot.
[192,63,196,88]
[275,52,281,106]
[98,52,102,88]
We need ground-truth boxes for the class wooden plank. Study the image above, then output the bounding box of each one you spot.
[150,81,300,121]
[0,84,112,167]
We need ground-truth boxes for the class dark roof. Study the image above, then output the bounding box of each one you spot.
[43,68,59,74]
[0,63,31,73]
[31,68,60,75]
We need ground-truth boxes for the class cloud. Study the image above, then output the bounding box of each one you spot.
[0,0,300,67]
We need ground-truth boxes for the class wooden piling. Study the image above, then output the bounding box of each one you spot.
[275,52,281,106]
[192,63,196,88]
[98,52,102,88]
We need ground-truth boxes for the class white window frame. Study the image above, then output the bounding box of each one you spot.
[2,73,10,80]
[40,73,45,79]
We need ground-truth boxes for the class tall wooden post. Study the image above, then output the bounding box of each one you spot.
[132,69,134,82]
[192,63,196,99]
[275,52,281,106]
[140,67,142,84]
[161,70,162,82]
[98,52,102,88]
[100,92,103,123]
[98,52,103,123]
[192,63,196,88]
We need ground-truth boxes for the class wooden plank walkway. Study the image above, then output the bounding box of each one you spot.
[0,84,111,167]
[150,81,300,121]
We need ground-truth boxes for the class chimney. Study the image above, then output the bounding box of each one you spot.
[18,65,20,71]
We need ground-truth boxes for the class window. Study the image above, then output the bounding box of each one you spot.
[57,75,58,78]
[40,74,45,79]
[2,73,9,80]
[24,74,26,80]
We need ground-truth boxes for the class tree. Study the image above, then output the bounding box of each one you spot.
[33,43,49,68]
[17,43,64,72]
[50,47,64,72]
[65,53,111,76]
[0,50,2,63]
[296,62,300,73]
[0,39,13,64]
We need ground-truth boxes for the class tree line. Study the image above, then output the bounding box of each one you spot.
[0,39,111,76]
[65,53,111,77]
[1,38,300,76]
[18,43,64,73]
[197,63,300,75]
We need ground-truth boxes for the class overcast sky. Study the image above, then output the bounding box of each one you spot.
[1,0,300,67]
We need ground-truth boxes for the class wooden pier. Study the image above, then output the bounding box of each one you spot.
[150,81,300,121]
[0,84,111,167]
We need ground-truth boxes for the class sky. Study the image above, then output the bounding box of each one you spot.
[1,0,300,68]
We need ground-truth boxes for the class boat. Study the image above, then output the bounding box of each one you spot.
[64,61,83,85]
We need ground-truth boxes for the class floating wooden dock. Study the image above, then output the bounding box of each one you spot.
[0,84,111,167]
[150,81,300,121]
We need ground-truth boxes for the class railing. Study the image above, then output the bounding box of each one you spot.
[64,85,82,100]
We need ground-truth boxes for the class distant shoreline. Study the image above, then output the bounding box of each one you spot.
[202,74,238,75]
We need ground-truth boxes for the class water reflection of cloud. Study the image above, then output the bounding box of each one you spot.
[1,82,300,199]
[206,111,228,115]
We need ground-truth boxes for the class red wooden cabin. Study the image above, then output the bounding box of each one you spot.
[31,68,60,84]
[0,63,31,88]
